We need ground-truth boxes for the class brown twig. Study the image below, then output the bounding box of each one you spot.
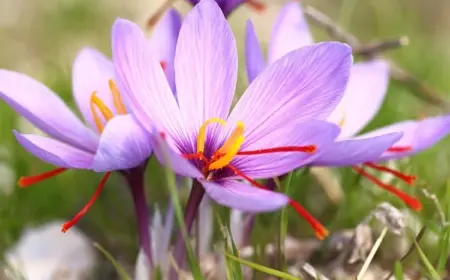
[146,0,178,29]
[353,36,409,57]
[303,5,450,110]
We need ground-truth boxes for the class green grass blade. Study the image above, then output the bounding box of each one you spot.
[413,238,441,280]
[223,252,302,280]
[93,242,131,280]
[393,261,404,280]
[437,227,450,273]
[278,173,293,272]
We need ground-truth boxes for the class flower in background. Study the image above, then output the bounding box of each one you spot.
[0,8,181,267]
[185,0,266,17]
[245,1,450,210]
[111,0,402,239]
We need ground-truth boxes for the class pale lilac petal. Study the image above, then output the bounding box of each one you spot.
[112,19,187,144]
[245,20,265,84]
[268,2,313,63]
[72,47,116,132]
[91,115,152,172]
[13,131,93,169]
[328,60,390,139]
[232,120,340,179]
[0,70,98,153]
[151,130,203,178]
[357,115,450,161]
[227,42,351,145]
[200,179,289,212]
[149,8,182,94]
[175,0,237,133]
[311,132,402,167]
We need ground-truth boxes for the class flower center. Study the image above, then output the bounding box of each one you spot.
[182,118,327,239]
[90,79,127,133]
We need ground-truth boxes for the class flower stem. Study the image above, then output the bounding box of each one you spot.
[124,167,153,270]
[170,179,205,279]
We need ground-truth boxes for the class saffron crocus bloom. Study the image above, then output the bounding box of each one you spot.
[0,9,181,266]
[247,1,450,210]
[113,0,366,239]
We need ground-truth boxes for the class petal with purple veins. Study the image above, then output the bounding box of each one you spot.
[357,115,450,161]
[112,18,187,144]
[72,47,117,132]
[227,42,352,143]
[268,2,313,63]
[311,132,403,167]
[149,8,182,94]
[200,179,289,212]
[14,131,94,169]
[91,115,152,172]
[175,0,238,133]
[245,20,265,84]
[328,60,390,139]
[0,70,99,153]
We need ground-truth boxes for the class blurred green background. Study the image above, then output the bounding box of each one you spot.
[1,0,450,277]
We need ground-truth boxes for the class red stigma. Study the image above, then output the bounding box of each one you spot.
[18,168,68,187]
[387,146,413,153]
[363,162,416,185]
[245,0,266,12]
[228,164,329,239]
[352,166,422,210]
[160,61,167,72]
[236,145,316,156]
[61,172,111,233]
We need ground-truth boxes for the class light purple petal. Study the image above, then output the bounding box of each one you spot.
[0,70,98,153]
[91,115,152,172]
[175,0,237,133]
[311,132,403,167]
[357,115,450,161]
[72,47,117,132]
[112,19,187,144]
[328,60,390,139]
[13,131,93,169]
[200,179,289,212]
[268,2,313,64]
[151,130,203,178]
[227,42,352,143]
[232,120,340,179]
[149,8,182,94]
[245,20,265,84]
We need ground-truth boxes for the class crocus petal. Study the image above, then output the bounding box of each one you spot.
[13,131,93,169]
[227,42,352,143]
[149,8,182,94]
[200,179,289,212]
[151,131,203,178]
[72,47,117,132]
[91,115,152,172]
[0,71,98,153]
[357,115,450,161]
[268,2,313,64]
[311,132,403,167]
[175,0,238,132]
[327,60,390,139]
[245,20,265,84]
[220,0,245,16]
[112,19,186,144]
[233,120,340,179]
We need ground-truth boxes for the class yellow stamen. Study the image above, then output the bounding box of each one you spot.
[90,92,114,132]
[217,121,244,154]
[109,79,127,115]
[338,111,346,128]
[209,135,245,170]
[197,118,227,153]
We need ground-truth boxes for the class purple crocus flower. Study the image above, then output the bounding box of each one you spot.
[0,9,181,266]
[110,0,402,239]
[185,0,265,17]
[246,1,450,210]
